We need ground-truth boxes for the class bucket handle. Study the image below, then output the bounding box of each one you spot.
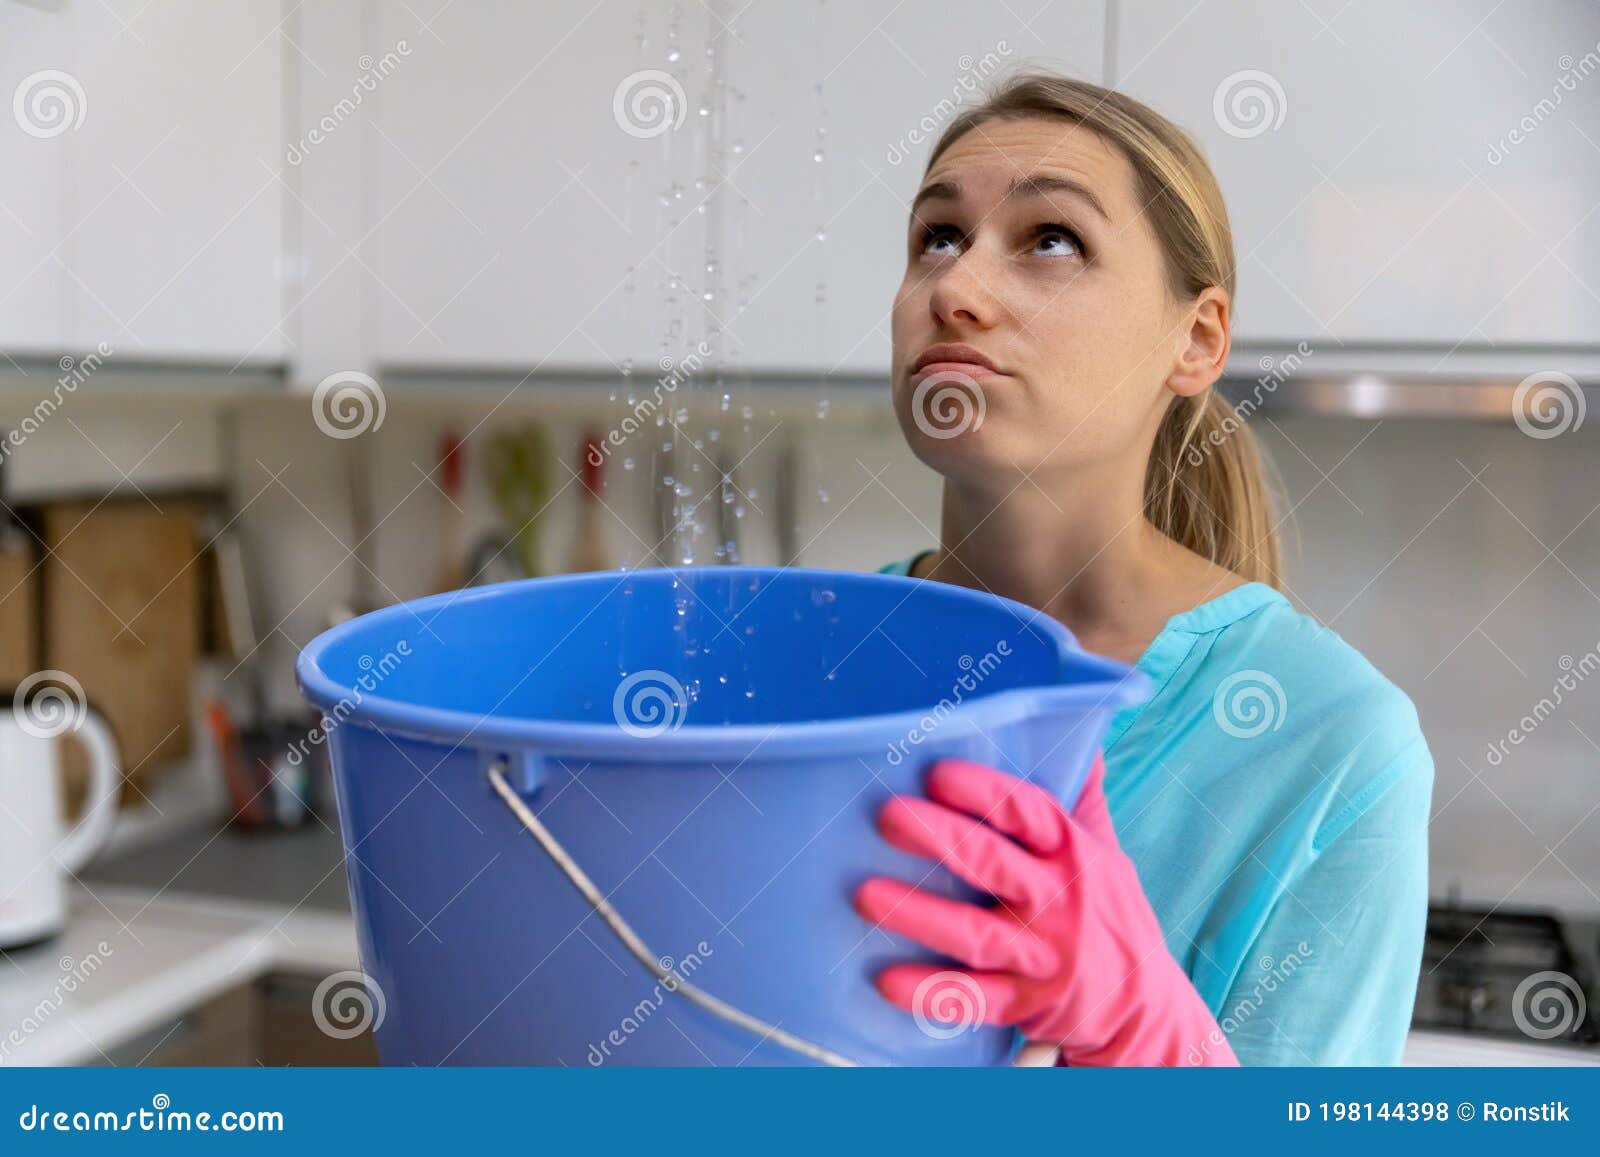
[486,759,859,1067]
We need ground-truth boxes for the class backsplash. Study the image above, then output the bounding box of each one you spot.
[12,391,1591,916]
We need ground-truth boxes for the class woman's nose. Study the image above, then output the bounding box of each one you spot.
[928,252,1000,330]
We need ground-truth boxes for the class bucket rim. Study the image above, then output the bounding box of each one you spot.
[294,565,1152,761]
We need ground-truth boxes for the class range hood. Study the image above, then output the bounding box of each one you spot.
[1220,341,1599,422]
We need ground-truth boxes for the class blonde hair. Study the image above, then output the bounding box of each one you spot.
[926,73,1284,589]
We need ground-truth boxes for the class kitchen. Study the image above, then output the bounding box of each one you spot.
[2,0,1599,1081]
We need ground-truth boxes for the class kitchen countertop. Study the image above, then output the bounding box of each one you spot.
[2,817,1596,1066]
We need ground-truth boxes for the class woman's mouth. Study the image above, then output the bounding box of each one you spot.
[911,343,1006,380]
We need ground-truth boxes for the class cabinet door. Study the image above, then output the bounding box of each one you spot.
[727,2,1106,375]
[372,0,680,370]
[0,1,72,355]
[66,0,286,361]
[1115,0,1600,348]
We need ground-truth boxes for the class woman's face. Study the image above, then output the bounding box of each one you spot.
[890,116,1209,484]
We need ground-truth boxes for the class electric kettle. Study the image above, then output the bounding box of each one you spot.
[0,682,121,949]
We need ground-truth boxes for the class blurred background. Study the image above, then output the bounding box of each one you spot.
[0,0,1597,1065]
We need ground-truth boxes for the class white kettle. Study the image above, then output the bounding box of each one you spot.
[0,682,121,949]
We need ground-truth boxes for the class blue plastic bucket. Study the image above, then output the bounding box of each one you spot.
[296,565,1150,1066]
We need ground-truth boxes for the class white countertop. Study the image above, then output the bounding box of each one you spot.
[2,878,1595,1067]
[0,884,358,1066]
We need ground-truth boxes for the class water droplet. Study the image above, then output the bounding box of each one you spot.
[720,393,732,412]
[623,457,635,470]
[818,487,830,503]
[816,398,830,419]
[814,226,827,242]
[667,48,681,62]
[812,150,824,163]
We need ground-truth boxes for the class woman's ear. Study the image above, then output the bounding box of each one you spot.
[1166,288,1231,399]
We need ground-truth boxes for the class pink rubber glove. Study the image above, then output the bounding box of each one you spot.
[855,752,1238,1066]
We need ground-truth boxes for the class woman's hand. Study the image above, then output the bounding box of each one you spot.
[854,752,1238,1066]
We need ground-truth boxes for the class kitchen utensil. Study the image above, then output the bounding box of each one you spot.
[564,430,612,574]
[0,689,122,948]
[329,441,381,628]
[775,439,800,567]
[431,431,467,593]
[484,423,552,577]
[297,565,1150,1066]
[466,531,524,586]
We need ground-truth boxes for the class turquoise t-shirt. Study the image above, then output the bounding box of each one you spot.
[878,552,1433,1067]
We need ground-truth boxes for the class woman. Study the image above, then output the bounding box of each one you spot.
[855,74,1433,1066]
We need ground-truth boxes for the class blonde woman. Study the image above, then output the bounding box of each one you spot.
[858,74,1433,1066]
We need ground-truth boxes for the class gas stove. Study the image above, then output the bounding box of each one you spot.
[1414,904,1599,1045]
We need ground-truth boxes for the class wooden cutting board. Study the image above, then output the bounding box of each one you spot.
[41,498,201,805]
[0,535,37,685]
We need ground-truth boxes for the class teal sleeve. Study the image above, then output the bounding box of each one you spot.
[1212,736,1433,1066]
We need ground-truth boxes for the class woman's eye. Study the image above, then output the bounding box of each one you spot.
[919,226,962,257]
[1033,226,1083,258]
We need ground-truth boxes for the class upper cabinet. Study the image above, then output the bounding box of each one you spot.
[0,1,72,355]
[724,1,1106,375]
[1114,0,1600,349]
[66,0,287,361]
[369,0,1105,375]
[370,0,679,370]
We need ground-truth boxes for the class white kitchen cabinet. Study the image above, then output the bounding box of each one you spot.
[726,2,1106,375]
[64,0,286,361]
[1113,0,1600,349]
[371,0,682,370]
[0,0,72,356]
